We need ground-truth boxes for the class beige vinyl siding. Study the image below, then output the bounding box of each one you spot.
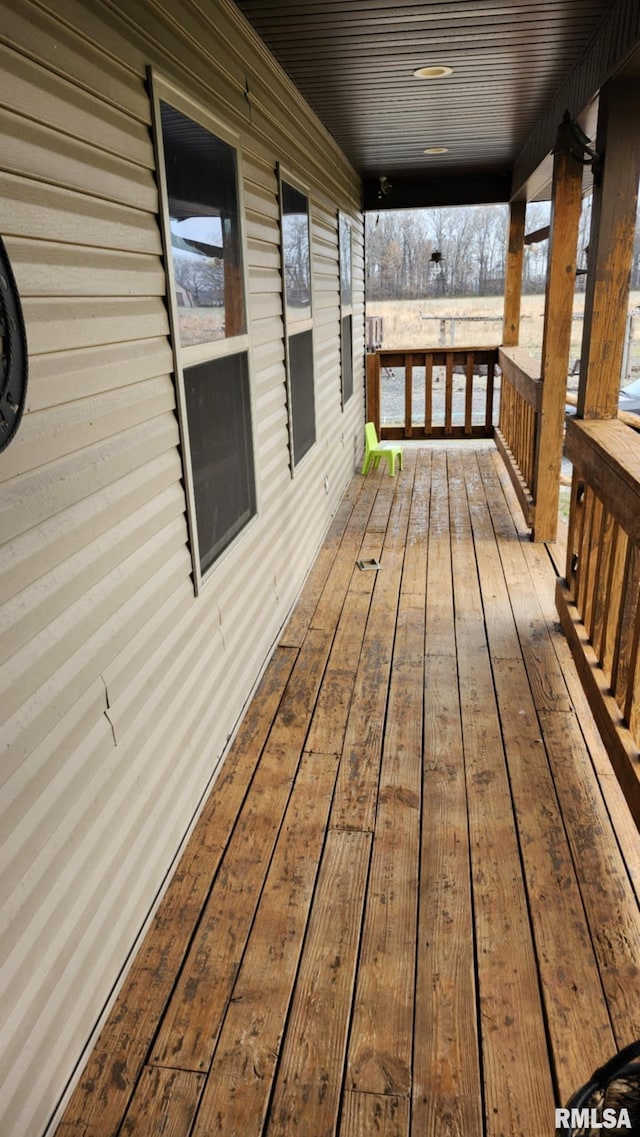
[0,1,364,1135]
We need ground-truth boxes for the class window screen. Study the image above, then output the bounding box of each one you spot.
[156,87,256,584]
[184,353,256,574]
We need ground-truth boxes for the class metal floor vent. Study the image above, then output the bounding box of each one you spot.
[357,558,382,571]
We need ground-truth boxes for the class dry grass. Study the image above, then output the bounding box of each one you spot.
[367,291,640,378]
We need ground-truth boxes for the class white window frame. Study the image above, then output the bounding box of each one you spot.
[278,165,316,473]
[339,211,354,407]
[149,70,257,593]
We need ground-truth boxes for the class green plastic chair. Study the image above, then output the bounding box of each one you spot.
[361,422,403,477]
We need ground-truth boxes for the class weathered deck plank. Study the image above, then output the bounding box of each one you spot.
[55,444,640,1137]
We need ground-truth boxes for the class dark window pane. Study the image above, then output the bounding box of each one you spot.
[341,314,353,404]
[184,352,255,573]
[339,214,352,306]
[282,181,311,322]
[160,101,245,347]
[289,329,315,464]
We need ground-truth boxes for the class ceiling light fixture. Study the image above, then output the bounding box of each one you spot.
[413,64,453,79]
[423,146,449,154]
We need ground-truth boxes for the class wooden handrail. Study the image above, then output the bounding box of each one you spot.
[367,345,499,442]
[557,417,640,826]
[495,346,542,525]
[498,347,542,410]
[564,418,640,544]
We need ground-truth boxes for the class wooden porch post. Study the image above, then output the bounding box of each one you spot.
[532,123,584,542]
[366,350,381,434]
[502,200,526,346]
[577,77,640,419]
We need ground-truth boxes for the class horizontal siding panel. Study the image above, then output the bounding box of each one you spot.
[245,209,281,247]
[22,297,169,355]
[0,415,179,543]
[246,236,282,271]
[248,265,282,296]
[101,578,195,707]
[250,292,283,322]
[0,516,187,722]
[1,715,116,918]
[0,484,185,668]
[110,0,248,92]
[252,336,286,374]
[1,42,154,168]
[242,183,279,220]
[1,376,175,482]
[4,0,151,121]
[0,450,182,605]
[1,548,190,777]
[0,172,162,252]
[104,591,229,743]
[7,237,165,300]
[0,107,157,210]
[251,314,287,349]
[0,685,113,898]
[25,338,173,410]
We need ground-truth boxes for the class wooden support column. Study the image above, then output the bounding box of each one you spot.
[366,351,381,434]
[502,200,526,346]
[577,77,640,419]
[532,125,584,542]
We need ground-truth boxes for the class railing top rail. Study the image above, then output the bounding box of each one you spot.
[498,346,542,410]
[565,417,640,544]
[376,344,500,356]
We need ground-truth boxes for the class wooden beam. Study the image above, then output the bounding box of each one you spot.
[578,77,640,419]
[524,225,550,245]
[533,127,584,542]
[502,200,526,347]
[512,0,640,196]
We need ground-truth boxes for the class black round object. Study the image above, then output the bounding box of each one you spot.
[0,235,28,454]
[564,1040,640,1135]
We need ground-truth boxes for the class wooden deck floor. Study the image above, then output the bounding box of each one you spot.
[56,445,640,1137]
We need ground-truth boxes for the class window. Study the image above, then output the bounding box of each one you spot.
[280,175,315,468]
[153,83,256,587]
[339,213,354,405]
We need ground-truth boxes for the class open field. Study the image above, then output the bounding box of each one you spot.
[367,291,640,379]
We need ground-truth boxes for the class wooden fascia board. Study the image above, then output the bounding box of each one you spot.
[511,0,640,199]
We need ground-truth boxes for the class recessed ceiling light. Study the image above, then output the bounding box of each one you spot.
[413,65,453,79]
[424,147,449,154]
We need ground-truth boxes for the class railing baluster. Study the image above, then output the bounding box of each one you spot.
[485,353,495,434]
[576,487,596,617]
[611,542,640,713]
[602,525,628,679]
[445,352,453,436]
[583,496,604,639]
[405,353,413,438]
[465,353,473,435]
[425,353,433,434]
[623,561,640,727]
[591,509,615,662]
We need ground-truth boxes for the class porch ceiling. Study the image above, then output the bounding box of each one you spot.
[235,0,640,207]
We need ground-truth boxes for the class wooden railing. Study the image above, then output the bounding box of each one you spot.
[366,346,499,441]
[557,417,640,826]
[494,347,543,527]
